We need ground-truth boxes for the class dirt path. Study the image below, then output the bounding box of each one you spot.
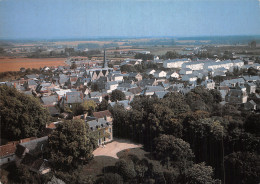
[93,138,143,159]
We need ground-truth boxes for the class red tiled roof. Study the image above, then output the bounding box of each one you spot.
[0,137,38,158]
[0,142,17,157]
[20,137,36,143]
[46,122,56,129]
[93,110,111,119]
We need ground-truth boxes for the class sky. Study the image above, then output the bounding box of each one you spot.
[0,0,260,39]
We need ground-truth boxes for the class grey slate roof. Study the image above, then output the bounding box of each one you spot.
[65,92,84,104]
[41,95,58,105]
[86,118,110,130]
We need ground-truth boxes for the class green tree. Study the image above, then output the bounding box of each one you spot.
[96,173,124,184]
[244,113,260,137]
[97,99,109,111]
[48,119,93,171]
[90,82,99,91]
[115,159,137,181]
[0,85,50,140]
[154,135,194,171]
[120,65,136,73]
[162,92,191,115]
[110,89,126,102]
[180,162,221,184]
[80,100,97,115]
[225,152,260,184]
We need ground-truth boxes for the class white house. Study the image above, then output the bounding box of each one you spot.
[142,86,166,96]
[182,61,204,71]
[106,81,118,92]
[112,74,124,82]
[166,71,179,79]
[146,69,156,75]
[201,79,215,90]
[154,71,167,78]
[163,58,191,68]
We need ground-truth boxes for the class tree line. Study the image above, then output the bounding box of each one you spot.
[110,86,260,184]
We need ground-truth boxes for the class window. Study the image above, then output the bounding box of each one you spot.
[109,128,112,133]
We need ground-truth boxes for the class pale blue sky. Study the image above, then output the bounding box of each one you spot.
[0,0,260,39]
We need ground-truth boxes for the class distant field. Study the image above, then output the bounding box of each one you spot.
[0,57,67,72]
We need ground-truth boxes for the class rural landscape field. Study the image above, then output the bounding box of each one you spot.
[0,57,67,72]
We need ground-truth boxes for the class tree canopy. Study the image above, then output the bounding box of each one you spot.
[48,119,93,171]
[0,85,50,140]
[110,89,126,102]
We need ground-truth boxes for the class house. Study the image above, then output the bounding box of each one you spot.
[128,87,142,96]
[182,74,197,82]
[58,74,69,86]
[245,82,256,94]
[146,69,156,75]
[212,71,226,77]
[201,80,215,90]
[243,75,260,82]
[24,80,38,91]
[128,73,143,81]
[124,91,134,101]
[137,79,157,88]
[179,68,192,75]
[89,92,103,102]
[0,142,18,166]
[142,86,165,96]
[225,87,248,104]
[121,59,142,66]
[20,153,51,174]
[154,71,167,78]
[60,91,85,109]
[106,81,119,92]
[220,78,245,87]
[112,74,124,82]
[163,58,191,68]
[244,100,257,110]
[93,110,112,122]
[117,82,137,92]
[86,118,113,145]
[166,71,179,79]
[152,91,169,99]
[182,61,205,71]
[24,74,39,80]
[41,95,58,106]
[109,100,131,110]
[0,136,46,166]
[217,86,230,101]
[36,82,56,94]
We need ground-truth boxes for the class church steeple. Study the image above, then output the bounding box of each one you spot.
[103,48,108,68]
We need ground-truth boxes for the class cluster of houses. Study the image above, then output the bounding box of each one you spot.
[0,53,259,171]
[0,109,113,174]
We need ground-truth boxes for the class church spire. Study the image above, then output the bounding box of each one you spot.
[103,48,108,68]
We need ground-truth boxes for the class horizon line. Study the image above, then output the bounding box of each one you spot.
[1,34,260,42]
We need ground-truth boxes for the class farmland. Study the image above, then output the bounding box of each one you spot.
[0,57,67,72]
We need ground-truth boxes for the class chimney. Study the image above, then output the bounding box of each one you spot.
[80,93,83,100]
